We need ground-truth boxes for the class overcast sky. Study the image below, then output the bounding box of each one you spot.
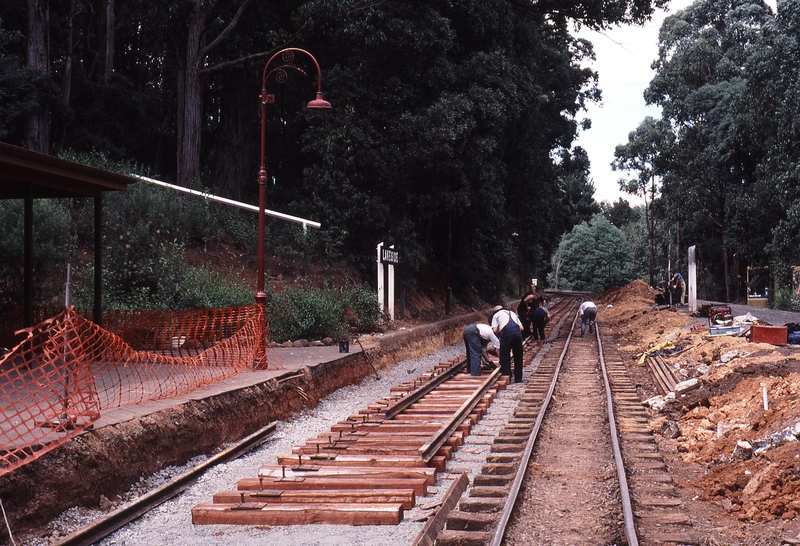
[576,0,778,205]
[574,0,695,205]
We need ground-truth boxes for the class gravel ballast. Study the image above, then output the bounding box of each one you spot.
[25,344,476,546]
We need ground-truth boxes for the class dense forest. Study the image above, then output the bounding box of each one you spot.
[613,0,800,305]
[1,0,799,308]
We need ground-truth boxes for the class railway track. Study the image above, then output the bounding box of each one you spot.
[52,295,697,545]
[434,303,699,545]
[190,298,575,528]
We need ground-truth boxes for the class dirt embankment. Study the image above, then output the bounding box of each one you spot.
[601,280,800,540]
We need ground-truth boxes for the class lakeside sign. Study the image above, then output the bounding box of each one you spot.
[377,242,399,320]
[381,247,399,265]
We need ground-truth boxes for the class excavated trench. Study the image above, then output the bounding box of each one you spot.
[0,313,475,537]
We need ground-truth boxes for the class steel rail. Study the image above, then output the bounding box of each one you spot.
[490,300,579,546]
[596,321,639,546]
[381,358,467,419]
[55,422,278,546]
[490,301,640,546]
[418,367,502,462]
[411,297,574,463]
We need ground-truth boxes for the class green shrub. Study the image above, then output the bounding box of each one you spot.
[773,288,800,312]
[174,266,253,308]
[265,283,379,343]
[223,210,257,253]
[342,284,381,332]
[0,199,71,306]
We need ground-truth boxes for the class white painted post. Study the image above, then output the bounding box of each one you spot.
[377,242,384,315]
[688,245,697,314]
[388,245,395,321]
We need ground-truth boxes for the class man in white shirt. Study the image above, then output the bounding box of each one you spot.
[491,305,525,382]
[463,323,500,376]
[578,300,597,337]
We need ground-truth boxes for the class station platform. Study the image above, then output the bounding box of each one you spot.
[92,344,361,429]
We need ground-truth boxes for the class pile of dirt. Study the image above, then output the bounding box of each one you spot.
[601,280,800,534]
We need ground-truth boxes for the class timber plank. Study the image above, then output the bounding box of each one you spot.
[239,476,428,496]
[411,472,469,546]
[192,502,404,525]
[290,445,453,459]
[212,488,416,510]
[257,465,436,484]
[276,453,426,468]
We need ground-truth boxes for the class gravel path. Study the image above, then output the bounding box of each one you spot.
[29,344,467,546]
[720,302,800,326]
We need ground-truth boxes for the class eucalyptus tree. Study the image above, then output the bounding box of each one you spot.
[755,0,800,289]
[294,0,662,300]
[602,198,641,229]
[0,18,55,142]
[611,116,674,285]
[24,0,49,152]
[550,214,634,292]
[644,0,774,301]
[3,0,674,306]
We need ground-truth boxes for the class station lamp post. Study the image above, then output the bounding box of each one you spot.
[254,48,330,365]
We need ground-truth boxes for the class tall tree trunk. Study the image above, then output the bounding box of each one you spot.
[177,0,205,187]
[55,0,77,155]
[176,0,251,188]
[26,0,50,153]
[215,69,256,200]
[104,0,115,83]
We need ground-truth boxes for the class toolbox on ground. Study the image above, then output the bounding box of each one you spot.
[749,325,787,345]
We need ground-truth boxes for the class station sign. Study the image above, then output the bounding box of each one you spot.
[381,247,399,265]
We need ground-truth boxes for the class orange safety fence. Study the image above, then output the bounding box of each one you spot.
[0,305,268,476]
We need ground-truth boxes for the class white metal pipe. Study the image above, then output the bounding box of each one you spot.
[132,174,321,230]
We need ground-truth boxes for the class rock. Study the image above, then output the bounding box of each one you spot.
[675,378,700,394]
[716,422,748,438]
[99,494,113,510]
[309,340,325,347]
[733,440,753,460]
[322,337,334,346]
[292,339,310,347]
[721,350,742,363]
[644,395,665,409]
[659,420,681,439]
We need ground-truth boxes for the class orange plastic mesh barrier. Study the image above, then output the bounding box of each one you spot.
[0,305,268,476]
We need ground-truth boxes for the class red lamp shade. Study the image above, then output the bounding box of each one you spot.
[307,92,331,109]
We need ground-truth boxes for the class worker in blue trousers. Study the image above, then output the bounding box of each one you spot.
[463,322,499,376]
[578,300,597,337]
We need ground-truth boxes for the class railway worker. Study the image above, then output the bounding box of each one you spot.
[463,323,500,376]
[578,300,597,337]
[518,281,548,337]
[670,271,686,306]
[491,305,525,383]
[530,304,549,344]
[517,298,533,337]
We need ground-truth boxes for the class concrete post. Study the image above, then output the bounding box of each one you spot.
[688,245,697,314]
[387,245,395,321]
[377,242,384,315]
